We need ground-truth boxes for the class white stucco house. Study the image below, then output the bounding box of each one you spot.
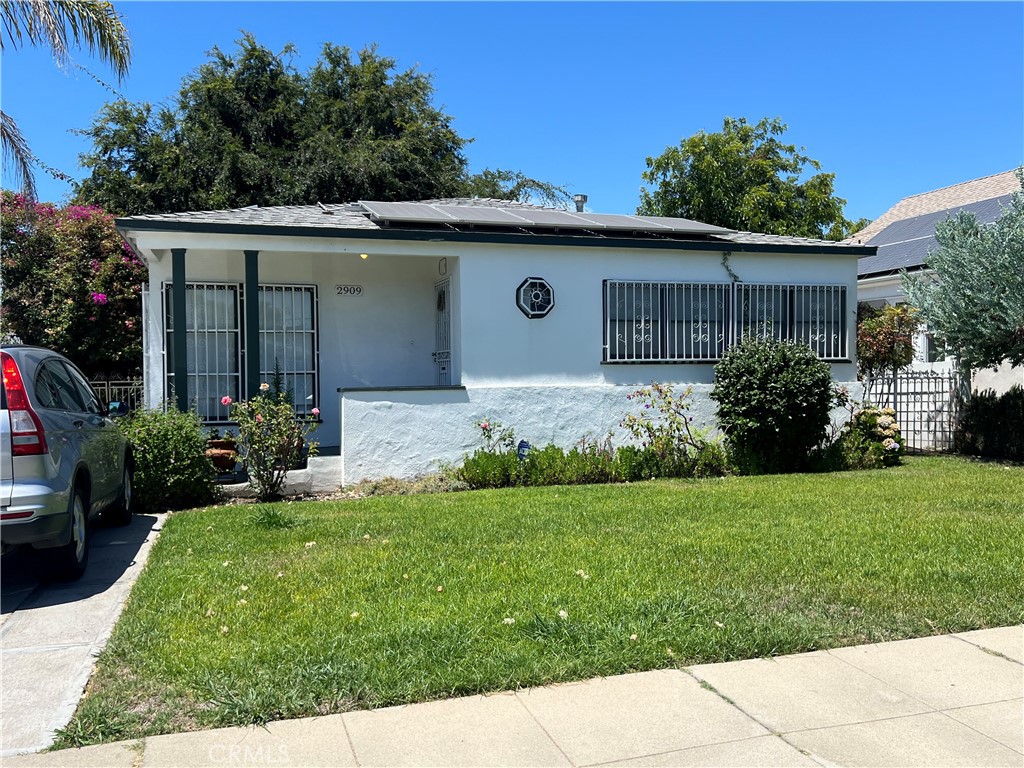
[850,170,1022,393]
[116,198,870,489]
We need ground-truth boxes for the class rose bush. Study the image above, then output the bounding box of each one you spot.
[224,392,320,501]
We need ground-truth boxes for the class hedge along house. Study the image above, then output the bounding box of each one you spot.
[116,198,873,489]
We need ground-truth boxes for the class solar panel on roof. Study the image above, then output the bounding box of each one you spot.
[357,200,735,237]
[868,195,1012,247]
[570,213,671,231]
[432,206,531,225]
[508,209,599,227]
[633,216,733,234]
[359,201,458,222]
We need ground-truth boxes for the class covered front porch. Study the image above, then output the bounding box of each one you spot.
[147,243,461,454]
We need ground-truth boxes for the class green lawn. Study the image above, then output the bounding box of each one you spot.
[57,456,1024,747]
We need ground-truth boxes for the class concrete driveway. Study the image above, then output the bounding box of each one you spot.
[1,512,165,757]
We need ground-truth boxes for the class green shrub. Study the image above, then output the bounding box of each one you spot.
[613,445,664,482]
[118,407,218,511]
[954,386,1024,462]
[553,439,616,485]
[518,444,568,486]
[711,337,837,474]
[459,450,521,489]
[838,405,906,469]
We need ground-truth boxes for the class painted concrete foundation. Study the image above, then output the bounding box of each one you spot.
[336,383,863,486]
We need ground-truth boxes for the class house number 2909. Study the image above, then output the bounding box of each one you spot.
[336,285,363,296]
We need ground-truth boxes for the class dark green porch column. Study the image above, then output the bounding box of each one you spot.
[171,248,188,412]
[244,250,260,399]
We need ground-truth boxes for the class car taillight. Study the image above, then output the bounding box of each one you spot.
[1,352,48,456]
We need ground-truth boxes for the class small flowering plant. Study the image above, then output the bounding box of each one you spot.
[222,389,320,500]
[475,418,516,453]
[841,405,906,468]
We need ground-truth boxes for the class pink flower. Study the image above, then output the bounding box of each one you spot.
[90,292,108,305]
[481,422,489,430]
[255,414,263,423]
[311,407,320,416]
[221,396,232,406]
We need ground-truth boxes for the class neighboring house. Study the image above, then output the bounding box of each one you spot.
[116,198,870,488]
[850,170,1022,392]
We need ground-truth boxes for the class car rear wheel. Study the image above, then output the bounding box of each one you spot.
[108,464,134,527]
[50,488,88,581]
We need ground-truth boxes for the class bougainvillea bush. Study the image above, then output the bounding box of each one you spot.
[0,192,146,378]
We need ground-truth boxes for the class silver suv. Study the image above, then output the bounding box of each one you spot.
[1,345,134,580]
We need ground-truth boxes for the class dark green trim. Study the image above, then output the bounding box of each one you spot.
[171,248,188,413]
[116,220,876,257]
[244,250,260,399]
[338,386,467,393]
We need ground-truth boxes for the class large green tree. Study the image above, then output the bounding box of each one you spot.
[1,0,131,197]
[903,174,1024,370]
[75,35,568,214]
[638,117,859,240]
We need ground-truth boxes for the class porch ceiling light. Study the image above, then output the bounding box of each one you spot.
[360,253,369,260]
[516,277,554,319]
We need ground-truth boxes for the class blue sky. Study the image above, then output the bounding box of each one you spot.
[3,1,1022,223]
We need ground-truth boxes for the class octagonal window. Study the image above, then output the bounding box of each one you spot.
[516,277,554,318]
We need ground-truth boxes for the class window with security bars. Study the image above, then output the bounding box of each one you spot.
[164,283,242,421]
[604,281,847,362]
[164,282,318,421]
[259,285,318,416]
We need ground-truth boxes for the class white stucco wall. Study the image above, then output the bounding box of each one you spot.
[458,244,858,387]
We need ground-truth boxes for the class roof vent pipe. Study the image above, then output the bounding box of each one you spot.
[572,194,588,213]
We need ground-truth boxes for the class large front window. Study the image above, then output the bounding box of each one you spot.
[165,282,318,420]
[604,281,847,362]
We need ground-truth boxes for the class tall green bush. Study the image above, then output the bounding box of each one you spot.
[118,407,218,511]
[711,338,837,474]
[954,386,1024,462]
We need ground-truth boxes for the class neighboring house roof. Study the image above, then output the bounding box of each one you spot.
[857,194,1014,278]
[847,170,1020,245]
[852,170,1020,279]
[117,199,873,256]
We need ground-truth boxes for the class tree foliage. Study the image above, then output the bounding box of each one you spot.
[461,168,569,209]
[856,303,920,385]
[902,174,1024,370]
[638,117,856,240]
[74,35,568,214]
[0,191,146,377]
[1,0,131,197]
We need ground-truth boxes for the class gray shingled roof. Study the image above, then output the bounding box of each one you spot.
[857,194,1013,277]
[118,200,868,252]
[117,202,380,231]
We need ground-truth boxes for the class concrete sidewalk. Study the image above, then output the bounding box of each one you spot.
[5,625,1021,767]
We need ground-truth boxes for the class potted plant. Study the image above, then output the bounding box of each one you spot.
[205,428,239,472]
